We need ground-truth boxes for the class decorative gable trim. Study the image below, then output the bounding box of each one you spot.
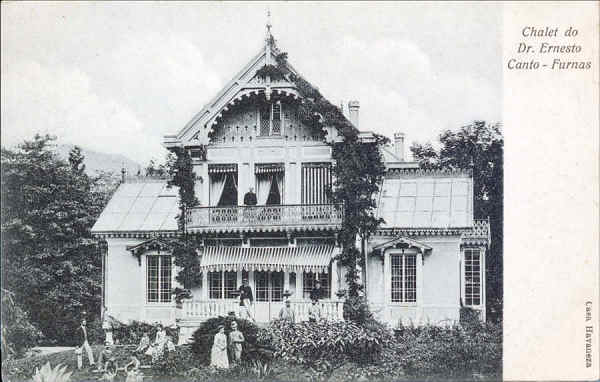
[126,237,180,266]
[372,236,432,255]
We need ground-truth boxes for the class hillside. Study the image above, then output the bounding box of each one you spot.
[55,144,141,177]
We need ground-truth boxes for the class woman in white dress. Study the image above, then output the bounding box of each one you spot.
[210,326,229,369]
[145,324,167,362]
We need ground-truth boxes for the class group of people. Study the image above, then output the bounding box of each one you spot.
[76,318,176,381]
[210,320,245,369]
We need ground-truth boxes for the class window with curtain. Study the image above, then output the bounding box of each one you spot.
[209,166,238,207]
[464,249,482,306]
[303,272,330,299]
[390,253,416,303]
[301,163,332,205]
[147,255,171,303]
[255,164,284,206]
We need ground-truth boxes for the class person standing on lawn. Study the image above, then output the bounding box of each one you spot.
[238,279,255,322]
[76,318,96,370]
[228,321,245,364]
[210,325,229,369]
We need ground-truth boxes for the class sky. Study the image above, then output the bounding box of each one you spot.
[1,2,502,164]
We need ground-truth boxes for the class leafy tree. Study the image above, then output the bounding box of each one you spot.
[410,121,503,322]
[68,145,86,175]
[1,134,110,344]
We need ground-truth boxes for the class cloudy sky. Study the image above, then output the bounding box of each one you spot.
[1,2,502,164]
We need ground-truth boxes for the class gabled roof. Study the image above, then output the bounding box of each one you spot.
[163,33,351,148]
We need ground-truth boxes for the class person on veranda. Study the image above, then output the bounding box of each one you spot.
[210,325,229,369]
[310,281,323,301]
[238,279,255,322]
[308,298,321,323]
[279,299,296,323]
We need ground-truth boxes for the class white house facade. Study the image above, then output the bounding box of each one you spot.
[91,29,489,338]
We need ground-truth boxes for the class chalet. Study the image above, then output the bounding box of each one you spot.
[91,26,489,339]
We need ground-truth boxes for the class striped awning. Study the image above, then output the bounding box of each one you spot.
[255,163,284,174]
[199,245,335,273]
[208,164,238,174]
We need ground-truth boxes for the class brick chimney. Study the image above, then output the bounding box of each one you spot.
[348,100,360,128]
[394,132,405,161]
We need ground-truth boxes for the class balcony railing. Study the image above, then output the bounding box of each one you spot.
[181,299,344,322]
[186,204,344,232]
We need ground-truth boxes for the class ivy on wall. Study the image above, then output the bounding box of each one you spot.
[166,148,202,288]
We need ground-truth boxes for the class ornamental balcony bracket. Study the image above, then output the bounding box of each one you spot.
[186,203,344,234]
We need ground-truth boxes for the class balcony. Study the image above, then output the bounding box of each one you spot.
[185,204,344,233]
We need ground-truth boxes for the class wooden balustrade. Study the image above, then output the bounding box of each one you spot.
[186,203,343,231]
[181,299,344,322]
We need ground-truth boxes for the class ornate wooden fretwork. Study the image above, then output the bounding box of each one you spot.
[186,203,343,234]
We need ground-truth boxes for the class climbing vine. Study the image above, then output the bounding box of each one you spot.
[166,147,202,288]
[259,46,389,297]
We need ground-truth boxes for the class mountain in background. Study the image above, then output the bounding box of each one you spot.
[55,144,142,177]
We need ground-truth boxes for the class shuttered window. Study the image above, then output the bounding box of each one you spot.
[301,163,332,205]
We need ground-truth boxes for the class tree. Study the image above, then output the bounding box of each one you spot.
[1,134,109,344]
[411,121,503,322]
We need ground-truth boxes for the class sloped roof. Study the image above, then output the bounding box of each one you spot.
[91,179,180,235]
[376,170,473,228]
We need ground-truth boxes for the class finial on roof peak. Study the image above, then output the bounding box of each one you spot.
[266,9,272,35]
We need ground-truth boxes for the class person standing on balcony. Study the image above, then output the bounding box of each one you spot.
[238,279,255,322]
[243,187,257,206]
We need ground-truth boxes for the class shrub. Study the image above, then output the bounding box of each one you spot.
[395,321,502,378]
[190,316,266,365]
[259,319,393,368]
[1,290,44,359]
[151,345,177,375]
[342,295,374,324]
[32,362,73,382]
